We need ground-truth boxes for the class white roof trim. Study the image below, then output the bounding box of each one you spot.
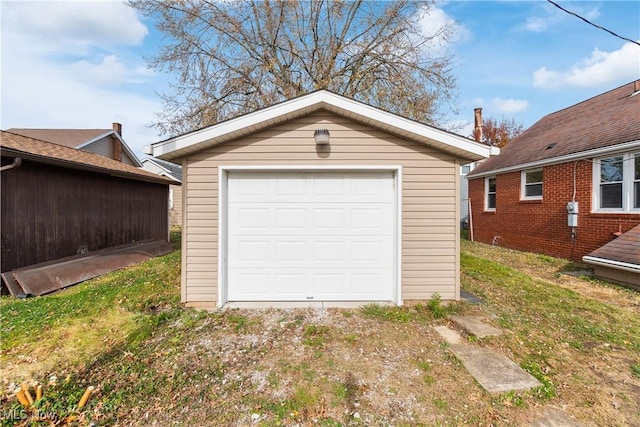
[141,158,182,183]
[150,90,495,162]
[469,139,640,179]
[582,256,640,274]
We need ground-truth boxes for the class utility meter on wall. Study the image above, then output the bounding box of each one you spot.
[567,201,578,227]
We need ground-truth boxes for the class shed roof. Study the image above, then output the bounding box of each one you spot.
[468,80,640,178]
[7,127,143,167]
[148,90,498,162]
[1,131,173,185]
[583,224,640,274]
[141,157,182,182]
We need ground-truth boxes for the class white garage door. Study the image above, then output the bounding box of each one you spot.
[226,171,396,302]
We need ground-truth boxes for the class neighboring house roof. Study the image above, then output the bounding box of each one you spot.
[0,131,173,185]
[583,224,640,274]
[147,90,498,162]
[7,127,143,167]
[468,80,640,178]
[141,157,182,183]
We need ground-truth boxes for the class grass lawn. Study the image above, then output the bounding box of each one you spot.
[1,234,638,426]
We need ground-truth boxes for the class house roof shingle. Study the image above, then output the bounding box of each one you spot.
[5,128,111,148]
[583,224,640,271]
[0,131,173,185]
[469,80,640,178]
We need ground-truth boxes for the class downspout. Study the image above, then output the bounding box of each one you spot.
[0,157,22,172]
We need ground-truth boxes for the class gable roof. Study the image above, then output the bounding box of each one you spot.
[583,224,640,274]
[468,80,640,178]
[7,127,143,167]
[0,131,173,185]
[147,90,498,162]
[141,157,182,183]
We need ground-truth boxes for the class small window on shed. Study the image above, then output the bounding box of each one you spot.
[521,169,543,200]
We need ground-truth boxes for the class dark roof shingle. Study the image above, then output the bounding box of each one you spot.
[0,131,172,185]
[585,224,640,268]
[469,80,640,177]
[6,128,112,148]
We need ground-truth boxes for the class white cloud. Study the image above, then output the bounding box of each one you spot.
[533,42,640,89]
[491,98,529,114]
[521,4,599,33]
[2,1,147,51]
[0,1,163,158]
[418,5,471,52]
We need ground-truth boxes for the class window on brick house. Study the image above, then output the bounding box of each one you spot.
[594,152,640,212]
[521,169,543,200]
[485,176,496,211]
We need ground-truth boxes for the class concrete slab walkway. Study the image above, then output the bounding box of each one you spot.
[449,315,502,338]
[448,344,542,393]
[529,407,589,427]
[434,316,541,394]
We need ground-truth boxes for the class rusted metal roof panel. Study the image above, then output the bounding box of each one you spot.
[1,240,171,297]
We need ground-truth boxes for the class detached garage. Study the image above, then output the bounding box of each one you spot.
[147,91,496,308]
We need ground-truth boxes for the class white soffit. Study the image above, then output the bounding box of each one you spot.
[152,91,493,162]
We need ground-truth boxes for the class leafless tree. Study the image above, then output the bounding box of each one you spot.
[129,0,459,136]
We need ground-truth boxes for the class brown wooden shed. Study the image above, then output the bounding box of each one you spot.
[1,131,174,278]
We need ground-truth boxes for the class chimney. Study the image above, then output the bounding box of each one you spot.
[112,122,123,162]
[473,108,483,143]
[112,122,122,137]
[634,80,640,94]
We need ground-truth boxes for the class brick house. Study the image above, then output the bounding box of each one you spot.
[467,80,640,289]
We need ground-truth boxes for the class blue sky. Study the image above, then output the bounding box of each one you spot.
[2,1,639,159]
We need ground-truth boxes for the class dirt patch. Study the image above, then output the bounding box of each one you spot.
[59,306,632,426]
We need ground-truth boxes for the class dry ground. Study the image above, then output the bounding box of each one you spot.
[1,239,639,426]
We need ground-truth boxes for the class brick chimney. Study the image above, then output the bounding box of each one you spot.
[473,108,483,143]
[112,122,122,137]
[112,122,123,162]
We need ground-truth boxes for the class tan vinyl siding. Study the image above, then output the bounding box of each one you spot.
[169,184,183,226]
[182,111,460,304]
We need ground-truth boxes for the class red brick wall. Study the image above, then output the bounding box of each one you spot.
[468,161,640,261]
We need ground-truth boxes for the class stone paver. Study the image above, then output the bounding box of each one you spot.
[433,325,462,344]
[448,344,542,393]
[529,407,589,427]
[449,315,502,338]
[460,289,485,304]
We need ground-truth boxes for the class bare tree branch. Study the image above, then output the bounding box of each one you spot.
[128,0,459,136]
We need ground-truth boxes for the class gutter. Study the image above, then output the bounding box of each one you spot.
[468,139,640,179]
[582,256,640,274]
[0,148,172,185]
[0,157,22,172]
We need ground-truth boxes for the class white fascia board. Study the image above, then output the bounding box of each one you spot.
[152,91,494,161]
[141,158,182,182]
[582,256,640,273]
[469,139,640,179]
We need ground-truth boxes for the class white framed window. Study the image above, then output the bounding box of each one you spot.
[593,152,640,212]
[485,176,496,211]
[521,169,543,200]
[461,164,471,175]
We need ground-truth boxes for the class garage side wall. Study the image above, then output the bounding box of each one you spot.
[182,111,459,304]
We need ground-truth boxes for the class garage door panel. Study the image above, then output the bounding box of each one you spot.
[227,171,396,302]
[274,274,309,296]
[275,208,308,230]
[313,241,346,262]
